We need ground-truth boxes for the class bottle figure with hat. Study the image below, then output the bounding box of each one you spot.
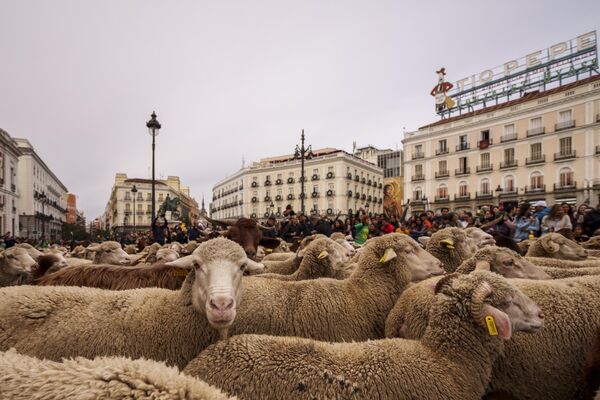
[430,67,456,113]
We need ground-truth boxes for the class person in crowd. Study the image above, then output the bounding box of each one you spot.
[533,201,550,226]
[574,204,589,225]
[188,224,201,241]
[281,216,301,242]
[514,203,540,242]
[152,214,168,245]
[541,204,573,234]
[353,215,370,246]
[263,216,279,238]
[583,204,600,237]
[380,219,394,235]
[333,219,346,234]
[313,216,333,236]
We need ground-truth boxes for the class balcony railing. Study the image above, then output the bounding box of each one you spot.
[500,160,518,169]
[554,182,577,192]
[554,150,576,161]
[435,171,450,179]
[412,152,425,160]
[555,120,576,131]
[526,155,545,165]
[456,143,470,152]
[477,139,493,149]
[434,196,449,202]
[498,189,518,197]
[454,167,470,176]
[476,191,493,199]
[454,193,471,201]
[436,148,449,155]
[476,164,493,173]
[500,133,518,142]
[411,174,425,182]
[10,184,15,192]
[527,127,545,137]
[525,185,546,193]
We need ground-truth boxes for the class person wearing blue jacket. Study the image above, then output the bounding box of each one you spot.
[514,203,540,242]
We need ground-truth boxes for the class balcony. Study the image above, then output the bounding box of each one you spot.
[554,150,576,161]
[10,184,15,192]
[525,185,546,193]
[454,193,471,201]
[501,133,518,142]
[527,127,545,137]
[476,192,493,199]
[526,155,546,165]
[555,120,576,131]
[435,148,449,155]
[554,182,577,192]
[411,174,425,182]
[477,139,493,149]
[412,152,425,160]
[456,143,470,152]
[454,167,470,176]
[311,192,320,198]
[498,189,518,197]
[596,146,600,155]
[311,175,320,181]
[597,113,600,123]
[275,179,283,185]
[500,160,518,169]
[434,195,449,203]
[346,173,352,180]
[476,164,493,173]
[435,171,450,179]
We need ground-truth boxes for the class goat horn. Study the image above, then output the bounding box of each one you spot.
[470,281,493,321]
[200,213,236,228]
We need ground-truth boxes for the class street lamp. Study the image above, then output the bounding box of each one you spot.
[146,111,162,224]
[269,201,275,217]
[293,129,313,214]
[131,184,138,233]
[38,191,48,241]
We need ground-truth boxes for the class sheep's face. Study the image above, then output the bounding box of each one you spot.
[51,253,68,269]
[335,239,356,259]
[486,249,550,280]
[541,233,587,260]
[466,227,496,247]
[189,238,247,331]
[0,247,37,285]
[397,239,444,282]
[156,248,179,262]
[89,242,132,265]
[17,243,44,260]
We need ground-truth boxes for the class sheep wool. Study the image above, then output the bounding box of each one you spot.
[388,275,600,400]
[541,265,600,279]
[425,227,473,272]
[0,349,234,400]
[185,271,525,400]
[526,257,600,269]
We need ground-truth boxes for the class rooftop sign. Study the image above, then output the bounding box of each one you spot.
[433,31,598,117]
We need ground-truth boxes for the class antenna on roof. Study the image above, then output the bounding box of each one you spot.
[352,141,357,155]
[241,156,245,168]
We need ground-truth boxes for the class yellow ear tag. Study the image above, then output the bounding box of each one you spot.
[318,250,328,260]
[266,249,273,253]
[379,248,397,264]
[441,239,455,249]
[485,316,498,336]
[172,267,188,276]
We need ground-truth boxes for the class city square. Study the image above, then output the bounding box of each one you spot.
[1,1,600,399]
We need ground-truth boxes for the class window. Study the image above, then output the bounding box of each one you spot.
[530,172,544,189]
[531,143,542,159]
[559,110,572,123]
[437,185,448,199]
[312,185,318,193]
[480,179,490,194]
[480,153,490,168]
[459,182,468,197]
[559,168,574,187]
[253,190,258,197]
[277,173,282,179]
[289,172,294,177]
[530,117,542,129]
[415,144,422,154]
[312,169,318,175]
[504,148,515,162]
[252,176,257,182]
[438,160,447,173]
[289,187,294,194]
[328,183,334,190]
[137,193,143,201]
[158,194,164,202]
[504,124,515,136]
[459,157,468,171]
[415,164,423,176]
[277,189,282,196]
[481,130,490,141]
[328,166,334,172]
[504,175,515,192]
[459,135,468,149]
[124,192,131,200]
[559,137,572,155]
[413,187,423,200]
[125,203,131,211]
[439,139,447,152]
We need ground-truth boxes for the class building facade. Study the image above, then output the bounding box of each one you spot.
[211,148,384,220]
[0,129,22,236]
[402,75,600,212]
[15,138,68,240]
[103,173,200,232]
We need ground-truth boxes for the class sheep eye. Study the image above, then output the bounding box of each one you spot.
[240,264,247,272]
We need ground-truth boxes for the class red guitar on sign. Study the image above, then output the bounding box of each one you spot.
[430,68,455,112]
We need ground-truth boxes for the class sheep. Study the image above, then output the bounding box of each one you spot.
[225,233,444,342]
[156,247,179,262]
[261,234,325,274]
[526,257,600,269]
[0,246,38,287]
[124,244,138,254]
[426,227,495,272]
[16,242,44,260]
[0,237,249,369]
[583,329,600,400]
[261,252,294,262]
[29,253,68,280]
[184,240,199,254]
[526,233,588,260]
[253,237,354,281]
[85,241,132,265]
[0,349,234,400]
[184,270,543,400]
[583,236,600,250]
[541,265,600,279]
[385,274,600,400]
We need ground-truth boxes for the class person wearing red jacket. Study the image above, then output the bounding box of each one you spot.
[380,220,394,234]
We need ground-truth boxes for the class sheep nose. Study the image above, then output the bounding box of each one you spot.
[245,249,256,259]
[210,297,235,313]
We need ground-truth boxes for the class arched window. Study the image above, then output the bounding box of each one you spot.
[480,178,490,194]
[413,186,423,200]
[530,171,544,190]
[559,167,574,187]
[437,184,448,199]
[504,175,515,192]
[458,181,468,197]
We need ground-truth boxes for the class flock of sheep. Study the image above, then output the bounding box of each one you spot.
[1,219,600,400]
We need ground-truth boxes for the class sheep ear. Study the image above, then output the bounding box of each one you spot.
[440,239,455,249]
[317,250,329,260]
[475,260,491,271]
[481,304,512,340]
[541,236,560,253]
[87,244,101,252]
[379,248,397,264]
[165,254,195,269]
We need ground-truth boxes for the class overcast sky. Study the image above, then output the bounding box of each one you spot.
[1,0,598,219]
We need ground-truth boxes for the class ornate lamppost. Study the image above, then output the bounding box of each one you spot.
[293,129,313,214]
[146,112,162,223]
[131,184,138,233]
